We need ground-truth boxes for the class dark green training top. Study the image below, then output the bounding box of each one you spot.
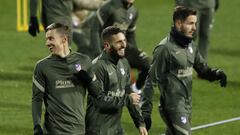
[32,52,92,135]
[142,29,222,117]
[86,51,145,135]
[32,52,135,135]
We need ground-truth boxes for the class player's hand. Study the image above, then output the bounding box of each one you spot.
[144,117,152,131]
[73,70,92,85]
[28,16,40,37]
[139,126,148,135]
[215,0,219,12]
[216,70,227,87]
[129,92,141,105]
[33,124,43,135]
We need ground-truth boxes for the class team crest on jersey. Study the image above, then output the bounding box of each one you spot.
[181,116,187,124]
[120,68,125,75]
[129,13,133,20]
[188,46,193,54]
[75,64,81,71]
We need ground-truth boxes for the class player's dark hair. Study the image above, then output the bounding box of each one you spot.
[46,23,71,41]
[173,6,197,22]
[101,26,125,42]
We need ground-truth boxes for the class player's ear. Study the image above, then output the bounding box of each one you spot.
[103,41,110,49]
[62,35,68,44]
[175,19,182,29]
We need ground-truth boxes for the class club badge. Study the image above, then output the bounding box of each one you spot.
[75,64,81,71]
[129,13,133,20]
[181,116,187,124]
[120,68,125,75]
[188,46,193,54]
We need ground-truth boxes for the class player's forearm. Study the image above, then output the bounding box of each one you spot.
[127,104,146,128]
[32,101,42,126]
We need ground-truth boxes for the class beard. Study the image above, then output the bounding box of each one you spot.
[109,47,125,61]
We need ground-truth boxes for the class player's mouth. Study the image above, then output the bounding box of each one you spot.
[119,48,125,53]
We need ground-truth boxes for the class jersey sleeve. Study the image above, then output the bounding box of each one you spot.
[126,9,138,48]
[141,76,154,119]
[127,103,146,128]
[193,48,222,81]
[29,0,38,16]
[141,45,170,119]
[32,62,45,126]
[153,45,170,84]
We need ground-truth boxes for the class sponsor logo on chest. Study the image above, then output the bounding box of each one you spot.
[177,67,193,78]
[55,80,74,88]
[107,88,125,97]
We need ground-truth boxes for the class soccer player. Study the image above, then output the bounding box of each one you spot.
[85,26,148,135]
[32,23,140,135]
[141,6,227,135]
[175,0,220,60]
[89,0,151,90]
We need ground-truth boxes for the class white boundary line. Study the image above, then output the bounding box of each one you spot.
[160,117,240,135]
[191,117,240,131]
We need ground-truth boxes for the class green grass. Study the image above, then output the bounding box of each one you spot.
[0,0,240,135]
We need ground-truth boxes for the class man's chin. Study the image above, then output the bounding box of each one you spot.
[51,52,59,56]
[117,55,124,58]
[186,35,193,38]
[118,53,125,58]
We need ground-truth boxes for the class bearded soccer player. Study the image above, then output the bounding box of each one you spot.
[32,23,140,135]
[175,0,219,60]
[141,6,227,135]
[85,26,148,135]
